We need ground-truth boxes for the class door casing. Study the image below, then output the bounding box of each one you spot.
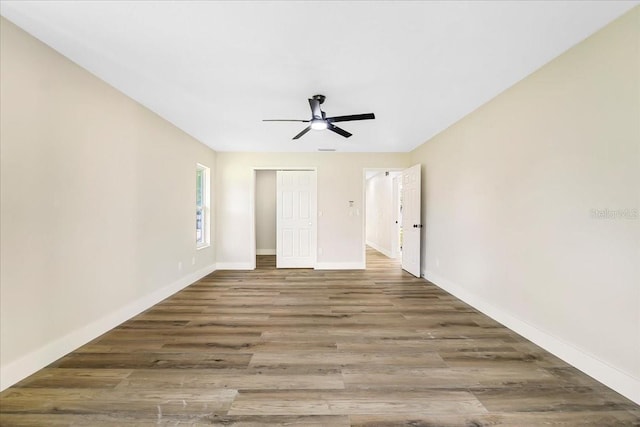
[250,167,318,270]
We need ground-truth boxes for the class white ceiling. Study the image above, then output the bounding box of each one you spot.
[1,1,636,153]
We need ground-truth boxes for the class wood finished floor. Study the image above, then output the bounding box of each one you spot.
[1,248,638,426]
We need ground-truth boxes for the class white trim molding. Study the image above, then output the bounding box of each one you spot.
[365,241,393,259]
[315,262,366,270]
[256,249,276,255]
[424,270,640,405]
[215,262,255,270]
[0,264,216,391]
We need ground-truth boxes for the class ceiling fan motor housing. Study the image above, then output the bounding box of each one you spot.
[312,94,326,104]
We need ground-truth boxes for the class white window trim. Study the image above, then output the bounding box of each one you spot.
[196,163,210,250]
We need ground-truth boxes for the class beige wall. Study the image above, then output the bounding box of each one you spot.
[0,17,217,389]
[411,8,639,402]
[2,5,638,404]
[216,152,410,269]
[255,170,276,254]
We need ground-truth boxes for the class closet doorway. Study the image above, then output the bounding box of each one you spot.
[252,168,318,270]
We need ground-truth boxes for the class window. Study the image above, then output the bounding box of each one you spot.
[196,163,210,248]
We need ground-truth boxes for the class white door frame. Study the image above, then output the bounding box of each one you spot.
[361,167,406,266]
[250,167,318,270]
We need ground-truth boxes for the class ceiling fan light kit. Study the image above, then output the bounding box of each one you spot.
[310,119,328,130]
[263,94,375,140]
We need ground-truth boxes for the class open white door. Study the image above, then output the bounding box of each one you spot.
[401,164,421,277]
[392,174,402,259]
[276,170,317,268]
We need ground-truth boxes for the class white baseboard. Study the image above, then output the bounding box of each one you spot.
[216,262,255,270]
[216,261,365,270]
[0,264,216,392]
[366,241,394,258]
[423,270,640,405]
[315,261,366,270]
[256,249,276,255]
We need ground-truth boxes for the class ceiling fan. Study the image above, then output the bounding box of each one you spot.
[263,94,375,140]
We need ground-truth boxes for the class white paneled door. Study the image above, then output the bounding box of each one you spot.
[276,170,317,268]
[401,164,422,277]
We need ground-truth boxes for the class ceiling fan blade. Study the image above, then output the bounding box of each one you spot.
[293,125,312,140]
[327,123,352,138]
[326,113,375,123]
[263,119,310,122]
[308,98,323,119]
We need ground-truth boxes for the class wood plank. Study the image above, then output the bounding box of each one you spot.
[228,389,487,416]
[1,247,638,425]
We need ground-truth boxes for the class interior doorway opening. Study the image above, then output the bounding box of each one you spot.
[252,168,318,270]
[364,168,404,267]
[255,170,277,269]
[364,165,422,277]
